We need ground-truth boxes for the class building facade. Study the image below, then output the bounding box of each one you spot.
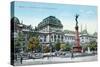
[12,17,33,52]
[37,16,97,48]
[37,16,64,47]
[12,16,97,52]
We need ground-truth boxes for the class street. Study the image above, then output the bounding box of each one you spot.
[14,55,97,66]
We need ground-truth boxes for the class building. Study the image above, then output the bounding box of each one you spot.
[37,16,97,48]
[12,16,97,52]
[11,17,33,52]
[63,30,75,46]
[37,16,64,47]
[80,29,97,47]
[63,29,97,47]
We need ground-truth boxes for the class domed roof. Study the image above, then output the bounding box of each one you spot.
[38,16,63,28]
[81,29,88,35]
[11,17,20,24]
[93,32,97,36]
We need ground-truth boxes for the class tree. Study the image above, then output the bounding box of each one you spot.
[43,45,50,53]
[60,43,65,51]
[33,26,39,37]
[60,43,71,51]
[85,40,97,51]
[65,43,71,51]
[14,32,24,53]
[36,45,42,52]
[55,40,61,51]
[89,40,97,51]
[28,37,39,52]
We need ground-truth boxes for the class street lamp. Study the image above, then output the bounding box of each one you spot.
[49,33,52,58]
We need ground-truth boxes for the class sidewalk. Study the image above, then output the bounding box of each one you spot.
[14,55,97,66]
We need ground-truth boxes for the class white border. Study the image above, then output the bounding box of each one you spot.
[0,0,99,67]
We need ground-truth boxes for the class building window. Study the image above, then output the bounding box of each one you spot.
[87,37,88,39]
[40,39,42,42]
[40,35,44,38]
[61,36,63,38]
[68,37,69,40]
[82,37,84,39]
[44,35,46,42]
[54,35,56,41]
[58,35,60,39]
[51,36,53,41]
[61,36,63,41]
[82,40,84,42]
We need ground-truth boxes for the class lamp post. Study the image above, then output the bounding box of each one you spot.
[49,32,52,58]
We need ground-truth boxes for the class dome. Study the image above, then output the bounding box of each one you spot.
[38,16,63,28]
[93,32,97,36]
[11,17,20,24]
[81,29,88,35]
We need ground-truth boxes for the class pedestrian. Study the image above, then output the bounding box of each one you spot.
[15,55,17,61]
[71,50,74,58]
[20,56,23,64]
[47,55,49,59]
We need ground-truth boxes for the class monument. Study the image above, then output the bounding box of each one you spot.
[73,14,82,52]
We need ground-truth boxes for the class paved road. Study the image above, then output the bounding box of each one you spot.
[14,55,97,66]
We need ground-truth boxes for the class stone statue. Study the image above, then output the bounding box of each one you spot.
[75,14,79,26]
[73,14,82,53]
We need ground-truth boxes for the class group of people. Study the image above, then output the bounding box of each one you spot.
[15,51,74,64]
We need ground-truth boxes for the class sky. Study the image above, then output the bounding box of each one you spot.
[12,1,98,34]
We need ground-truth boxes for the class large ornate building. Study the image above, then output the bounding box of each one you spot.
[38,16,64,47]
[37,16,97,47]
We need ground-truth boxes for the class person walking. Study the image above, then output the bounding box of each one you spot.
[20,56,23,64]
[71,50,74,59]
[15,55,17,61]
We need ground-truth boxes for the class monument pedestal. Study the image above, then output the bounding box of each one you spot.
[73,46,82,53]
[87,47,91,53]
[73,26,82,53]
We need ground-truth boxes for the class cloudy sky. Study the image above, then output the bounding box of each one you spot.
[12,1,98,34]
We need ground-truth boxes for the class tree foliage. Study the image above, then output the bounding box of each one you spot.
[65,43,71,51]
[60,43,71,51]
[14,32,24,53]
[85,40,97,51]
[55,40,61,51]
[28,37,39,52]
[43,45,50,53]
[60,43,65,51]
